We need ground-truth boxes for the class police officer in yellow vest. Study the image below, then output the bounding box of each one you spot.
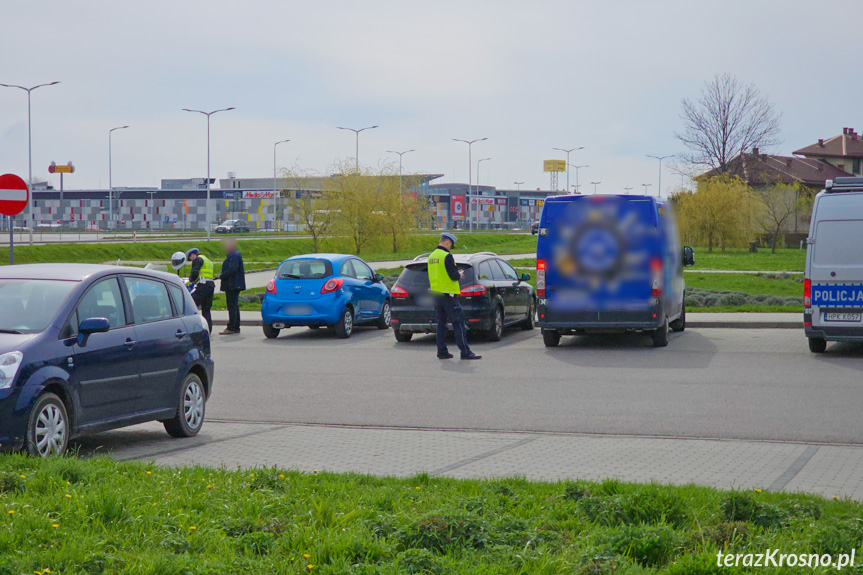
[186,248,215,333]
[428,233,482,360]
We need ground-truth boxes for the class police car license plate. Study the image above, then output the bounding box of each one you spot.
[824,312,862,322]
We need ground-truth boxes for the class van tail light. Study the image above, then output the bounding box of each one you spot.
[266,279,277,294]
[391,285,409,298]
[536,259,547,297]
[460,284,487,297]
[321,278,344,294]
[804,278,811,308]
[650,257,663,297]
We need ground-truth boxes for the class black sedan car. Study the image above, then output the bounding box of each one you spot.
[214,219,250,233]
[0,264,214,456]
[390,252,535,342]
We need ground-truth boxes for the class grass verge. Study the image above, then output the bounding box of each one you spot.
[0,456,859,574]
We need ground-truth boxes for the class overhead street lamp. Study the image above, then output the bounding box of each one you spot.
[646,154,673,198]
[337,125,378,171]
[108,125,130,227]
[0,81,60,226]
[273,139,291,194]
[452,137,488,232]
[569,164,589,193]
[641,183,653,195]
[590,181,602,195]
[623,186,633,194]
[553,147,584,195]
[386,149,415,193]
[514,181,524,191]
[182,107,235,240]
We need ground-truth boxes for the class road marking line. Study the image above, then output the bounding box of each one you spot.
[429,437,538,476]
[769,445,819,492]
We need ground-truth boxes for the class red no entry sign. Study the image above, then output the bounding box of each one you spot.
[0,174,29,217]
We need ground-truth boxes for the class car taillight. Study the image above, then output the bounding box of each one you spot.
[804,278,811,308]
[321,278,344,294]
[266,279,277,294]
[460,284,487,296]
[650,257,662,297]
[391,285,409,298]
[536,259,546,297]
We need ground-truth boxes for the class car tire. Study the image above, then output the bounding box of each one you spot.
[376,300,392,329]
[486,306,503,342]
[334,307,354,339]
[652,317,670,347]
[542,328,561,348]
[394,330,413,343]
[670,303,686,332]
[164,373,206,438]
[520,298,536,330]
[808,337,827,353]
[25,392,69,457]
[262,322,280,339]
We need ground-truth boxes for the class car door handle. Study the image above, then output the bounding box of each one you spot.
[124,338,137,349]
[175,330,187,339]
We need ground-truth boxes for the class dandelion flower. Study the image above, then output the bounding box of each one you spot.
[189,526,197,531]
[206,485,212,489]
[834,496,839,500]
[146,471,152,475]
[415,486,421,490]
[19,475,25,479]
[7,510,14,515]
[303,554,310,559]
[754,489,761,493]
[51,524,59,529]
[64,494,72,499]
[279,474,285,479]
[307,565,315,570]
[313,469,318,474]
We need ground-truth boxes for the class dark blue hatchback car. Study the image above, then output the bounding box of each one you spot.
[0,264,215,456]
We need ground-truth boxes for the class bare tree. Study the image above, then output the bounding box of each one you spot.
[676,73,781,173]
[757,183,801,253]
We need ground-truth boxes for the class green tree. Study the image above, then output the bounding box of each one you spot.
[327,162,384,255]
[378,172,424,253]
[757,182,803,253]
[677,175,762,252]
[285,170,337,253]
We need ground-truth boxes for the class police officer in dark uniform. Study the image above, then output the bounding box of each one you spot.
[186,248,215,333]
[428,233,481,360]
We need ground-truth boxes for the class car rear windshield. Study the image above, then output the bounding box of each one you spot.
[277,259,333,280]
[0,279,78,333]
[397,263,475,291]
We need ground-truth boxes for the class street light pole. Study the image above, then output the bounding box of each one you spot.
[273,139,290,232]
[553,147,583,195]
[641,183,652,195]
[646,154,672,198]
[182,107,235,240]
[386,149,415,194]
[452,138,487,232]
[0,81,60,228]
[590,181,602,195]
[623,186,633,194]
[337,125,379,171]
[569,164,588,193]
[109,126,129,228]
[476,158,491,229]
[514,181,524,191]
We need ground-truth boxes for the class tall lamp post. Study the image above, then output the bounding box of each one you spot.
[476,158,491,229]
[0,81,60,227]
[337,125,378,171]
[641,183,652,195]
[590,181,602,195]
[108,126,129,227]
[182,107,235,240]
[273,139,291,232]
[623,186,633,194]
[386,149,415,193]
[569,164,589,193]
[452,137,487,232]
[514,181,524,191]
[553,147,583,194]
[646,154,672,198]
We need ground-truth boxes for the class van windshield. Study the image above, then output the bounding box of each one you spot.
[0,279,78,333]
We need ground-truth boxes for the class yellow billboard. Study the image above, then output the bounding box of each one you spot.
[543,159,566,172]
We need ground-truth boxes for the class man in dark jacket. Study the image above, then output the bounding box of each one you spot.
[218,238,246,335]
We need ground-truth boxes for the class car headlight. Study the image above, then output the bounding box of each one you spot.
[0,352,23,390]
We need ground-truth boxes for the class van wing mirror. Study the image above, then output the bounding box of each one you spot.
[683,246,695,267]
[77,317,110,347]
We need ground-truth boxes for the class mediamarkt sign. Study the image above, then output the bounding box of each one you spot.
[241,191,279,199]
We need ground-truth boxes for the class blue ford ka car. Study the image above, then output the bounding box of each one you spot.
[0,264,214,456]
[261,254,391,338]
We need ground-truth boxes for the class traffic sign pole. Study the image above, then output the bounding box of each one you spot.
[0,174,31,265]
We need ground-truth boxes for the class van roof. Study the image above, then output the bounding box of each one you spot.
[825,177,863,193]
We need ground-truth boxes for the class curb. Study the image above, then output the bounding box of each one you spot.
[212,318,802,330]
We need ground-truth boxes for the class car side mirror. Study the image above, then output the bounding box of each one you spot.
[77,317,110,347]
[521,273,531,282]
[683,246,695,267]
[374,273,384,283]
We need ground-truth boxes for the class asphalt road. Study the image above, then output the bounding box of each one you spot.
[207,327,863,445]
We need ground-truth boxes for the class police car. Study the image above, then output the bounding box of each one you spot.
[804,177,863,352]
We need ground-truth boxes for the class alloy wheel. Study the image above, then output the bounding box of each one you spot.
[34,404,66,457]
[344,310,353,335]
[383,303,392,326]
[183,381,204,430]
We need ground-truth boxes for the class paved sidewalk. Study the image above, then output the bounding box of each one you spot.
[75,421,863,500]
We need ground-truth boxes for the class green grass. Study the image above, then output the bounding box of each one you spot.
[0,456,859,574]
[684,273,802,297]
[1,233,536,268]
[691,248,805,272]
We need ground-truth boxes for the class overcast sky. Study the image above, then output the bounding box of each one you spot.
[2,0,860,196]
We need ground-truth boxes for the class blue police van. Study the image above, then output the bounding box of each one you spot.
[535,194,694,347]
[804,177,863,352]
